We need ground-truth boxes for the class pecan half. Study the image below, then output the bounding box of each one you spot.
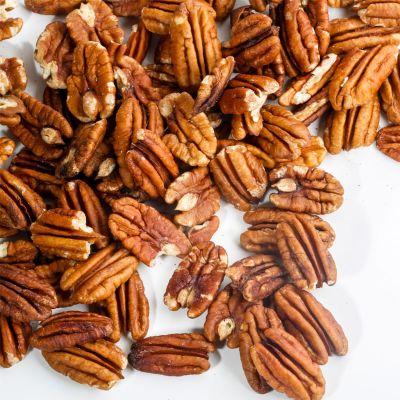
[60,243,138,303]
[328,0,354,5]
[31,208,103,261]
[164,241,227,318]
[125,23,150,63]
[187,215,220,246]
[274,284,348,365]
[329,45,398,110]
[0,264,57,322]
[0,137,15,165]
[81,138,116,180]
[0,315,32,368]
[226,255,287,302]
[0,1,22,41]
[170,0,221,92]
[380,56,400,124]
[293,88,331,126]
[0,240,37,268]
[0,226,18,238]
[108,196,192,266]
[128,333,215,376]
[206,0,235,20]
[210,145,268,211]
[105,0,149,15]
[376,125,400,161]
[0,56,27,94]
[42,339,127,389]
[145,63,179,97]
[25,0,82,14]
[269,165,344,214]
[324,97,380,154]
[0,94,25,126]
[165,167,220,227]
[353,0,400,27]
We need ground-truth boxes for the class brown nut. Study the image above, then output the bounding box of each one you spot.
[105,0,149,15]
[187,215,220,246]
[0,57,27,94]
[0,137,15,165]
[380,56,400,124]
[328,0,354,5]
[164,241,228,318]
[42,339,127,389]
[324,97,380,154]
[0,240,37,268]
[0,94,25,127]
[128,333,215,376]
[293,88,331,126]
[81,138,116,180]
[274,284,348,365]
[210,145,268,211]
[206,0,235,20]
[31,208,103,261]
[0,264,57,322]
[108,196,192,266]
[24,0,82,14]
[353,0,400,27]
[376,125,400,161]
[226,255,287,302]
[329,45,398,110]
[30,311,113,351]
[0,17,22,41]
[269,165,344,214]
[145,63,180,98]
[125,22,150,63]
[170,0,221,92]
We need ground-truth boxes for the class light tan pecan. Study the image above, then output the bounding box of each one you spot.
[170,0,221,92]
[0,56,27,95]
[128,333,215,376]
[380,56,400,124]
[42,339,127,389]
[293,88,331,126]
[31,208,103,261]
[30,311,113,351]
[164,241,227,318]
[165,167,220,227]
[274,284,348,365]
[324,97,380,154]
[108,196,192,266]
[0,137,14,165]
[105,0,149,15]
[187,215,220,246]
[0,94,25,126]
[376,125,400,161]
[0,0,22,41]
[0,170,46,230]
[210,145,268,211]
[0,264,57,322]
[0,314,31,368]
[24,0,82,14]
[125,23,150,63]
[353,0,400,27]
[34,21,74,89]
[269,165,344,214]
[141,0,184,34]
[329,45,398,110]
[0,240,37,268]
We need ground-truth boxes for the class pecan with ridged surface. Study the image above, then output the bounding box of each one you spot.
[0,1,22,41]
[0,95,25,127]
[206,0,235,20]
[328,0,354,5]
[0,137,15,165]
[128,333,215,376]
[141,0,184,34]
[125,23,150,63]
[0,56,27,95]
[376,125,400,161]
[353,0,400,27]
[380,56,400,124]
[293,88,331,126]
[0,240,37,268]
[187,215,220,246]
[105,0,149,15]
[25,0,82,14]
[0,226,18,238]
[81,138,116,180]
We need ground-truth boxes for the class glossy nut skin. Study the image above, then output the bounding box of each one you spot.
[380,56,400,124]
[376,125,400,161]
[25,0,82,14]
[353,0,400,27]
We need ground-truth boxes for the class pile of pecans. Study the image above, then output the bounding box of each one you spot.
[1,0,399,397]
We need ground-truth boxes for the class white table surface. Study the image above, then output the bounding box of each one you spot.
[2,2,399,399]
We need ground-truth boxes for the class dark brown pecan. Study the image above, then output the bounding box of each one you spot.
[376,125,400,161]
[269,165,344,214]
[0,56,27,94]
[24,0,82,14]
[0,264,57,322]
[274,284,348,365]
[125,22,150,63]
[81,138,116,180]
[128,333,215,376]
[42,339,127,389]
[108,196,192,266]
[0,240,37,268]
[105,0,149,15]
[164,241,228,318]
[30,311,113,351]
[187,215,220,246]
[293,88,331,126]
[0,314,31,368]
[145,63,179,98]
[142,0,184,35]
[226,255,287,302]
[380,55,400,124]
[0,226,18,238]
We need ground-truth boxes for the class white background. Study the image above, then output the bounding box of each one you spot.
[2,1,400,399]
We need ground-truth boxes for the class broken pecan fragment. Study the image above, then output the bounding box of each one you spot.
[206,0,235,20]
[42,339,127,389]
[0,56,27,94]
[376,125,400,161]
[0,226,18,238]
[0,94,25,126]
[105,0,149,15]
[30,311,113,351]
[125,23,150,63]
[0,137,14,164]
[269,165,344,214]
[274,284,348,365]
[31,208,103,261]
[108,196,192,266]
[25,0,82,14]
[226,255,287,302]
[164,241,227,318]
[353,0,400,27]
[81,138,116,180]
[328,0,354,5]
[0,264,57,322]
[293,88,331,126]
[380,56,400,124]
[0,1,22,41]
[0,240,37,268]
[128,333,215,376]
[145,63,179,98]
[0,314,31,368]
[324,97,380,154]
[187,215,220,246]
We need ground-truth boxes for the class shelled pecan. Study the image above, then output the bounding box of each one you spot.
[376,125,400,161]
[353,0,400,27]
[0,0,22,41]
[25,0,82,14]
[293,88,331,126]
[0,94,25,126]
[125,23,150,63]
[0,240,37,267]
[0,137,15,165]
[105,0,149,16]
[187,215,220,246]
[380,56,400,124]
[0,57,27,94]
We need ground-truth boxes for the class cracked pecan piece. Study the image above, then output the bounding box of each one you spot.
[206,0,235,20]
[58,180,109,248]
[329,45,398,110]
[42,339,127,389]
[353,0,400,27]
[165,167,220,227]
[161,92,217,167]
[0,1,22,41]
[0,137,14,165]
[126,129,179,199]
[187,215,220,246]
[81,138,116,180]
[170,0,221,92]
[108,196,192,266]
[0,264,57,322]
[0,56,27,94]
[274,284,348,365]
[103,271,149,342]
[0,94,25,126]
[67,41,115,122]
[125,23,150,63]
[0,170,46,230]
[31,208,103,261]
[0,314,31,368]
[145,63,179,98]
[226,255,287,302]
[376,125,400,161]
[25,0,82,14]
[164,241,227,318]
[269,165,344,214]
[0,240,37,268]
[105,0,149,15]
[128,333,215,376]
[30,311,113,351]
[293,88,331,126]
[60,243,138,303]
[380,56,400,124]
[276,213,336,289]
[142,0,184,34]
[34,21,74,89]
[324,97,380,154]
[250,328,325,399]
[210,145,268,211]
